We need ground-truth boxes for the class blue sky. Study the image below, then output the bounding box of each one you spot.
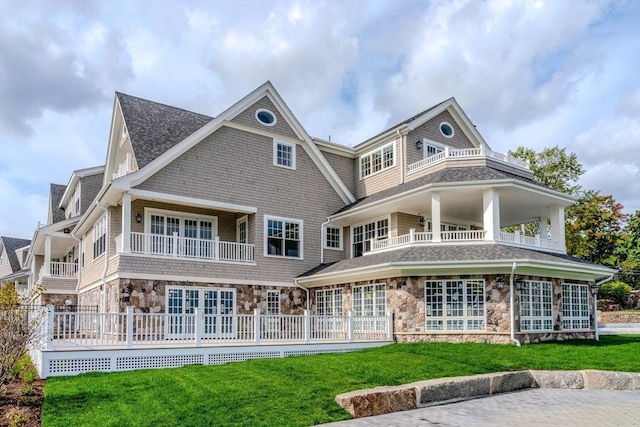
[0,0,639,239]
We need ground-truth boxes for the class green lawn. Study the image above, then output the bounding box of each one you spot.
[42,335,640,427]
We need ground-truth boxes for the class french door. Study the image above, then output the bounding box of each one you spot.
[167,287,236,338]
[149,212,215,258]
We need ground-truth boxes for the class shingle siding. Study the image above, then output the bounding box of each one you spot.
[322,151,356,195]
[231,96,298,140]
[80,173,104,215]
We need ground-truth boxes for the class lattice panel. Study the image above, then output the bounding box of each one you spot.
[49,358,111,374]
[116,355,204,370]
[208,351,280,365]
[283,349,352,357]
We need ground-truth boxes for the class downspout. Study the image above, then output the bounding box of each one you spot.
[397,129,404,185]
[320,218,330,264]
[293,278,310,311]
[97,202,110,314]
[509,262,521,346]
[593,273,614,341]
[71,233,82,295]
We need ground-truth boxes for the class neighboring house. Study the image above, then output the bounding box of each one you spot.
[0,236,32,294]
[27,167,104,307]
[26,81,615,358]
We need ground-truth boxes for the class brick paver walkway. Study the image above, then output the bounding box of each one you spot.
[323,389,640,426]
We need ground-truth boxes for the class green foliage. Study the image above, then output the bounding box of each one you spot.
[566,191,627,265]
[509,145,584,195]
[42,337,640,426]
[598,281,633,306]
[20,365,37,385]
[8,412,30,427]
[616,211,640,289]
[0,281,19,306]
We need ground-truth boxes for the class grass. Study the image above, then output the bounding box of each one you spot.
[42,335,640,427]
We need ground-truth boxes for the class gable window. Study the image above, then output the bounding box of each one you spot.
[256,109,277,126]
[425,280,485,331]
[562,283,590,330]
[519,280,553,331]
[93,214,107,259]
[324,226,342,250]
[273,140,296,169]
[264,215,303,259]
[352,218,389,257]
[360,142,394,179]
[439,122,454,138]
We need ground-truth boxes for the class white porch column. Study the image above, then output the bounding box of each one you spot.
[431,192,442,242]
[44,234,52,276]
[483,188,500,241]
[549,205,566,251]
[121,193,132,253]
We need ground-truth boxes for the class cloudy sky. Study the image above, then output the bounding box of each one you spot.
[0,0,639,239]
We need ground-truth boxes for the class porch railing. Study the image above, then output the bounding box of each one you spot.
[116,232,255,263]
[39,262,78,281]
[407,146,529,174]
[498,231,558,250]
[39,306,393,350]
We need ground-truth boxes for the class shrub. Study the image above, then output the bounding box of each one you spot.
[20,384,34,396]
[598,281,632,306]
[20,365,37,385]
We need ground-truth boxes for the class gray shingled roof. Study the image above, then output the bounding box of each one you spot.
[50,183,67,224]
[354,99,450,148]
[0,236,31,273]
[116,92,213,169]
[333,165,540,215]
[299,244,603,278]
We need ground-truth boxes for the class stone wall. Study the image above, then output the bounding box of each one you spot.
[40,293,77,307]
[598,311,640,323]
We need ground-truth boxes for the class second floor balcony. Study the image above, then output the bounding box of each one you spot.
[407,146,529,175]
[39,261,78,281]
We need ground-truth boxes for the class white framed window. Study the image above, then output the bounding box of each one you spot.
[93,214,107,259]
[562,283,590,330]
[166,286,236,338]
[236,216,248,244]
[439,122,455,138]
[519,280,553,331]
[316,288,343,316]
[351,217,389,257]
[353,284,386,316]
[256,109,277,126]
[273,140,296,169]
[266,290,280,315]
[324,226,342,250]
[359,142,395,179]
[264,215,303,259]
[425,280,485,331]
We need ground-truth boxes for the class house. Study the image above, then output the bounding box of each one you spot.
[0,236,32,294]
[25,81,615,377]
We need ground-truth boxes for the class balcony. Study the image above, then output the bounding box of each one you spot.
[407,146,529,175]
[367,229,558,254]
[39,262,78,280]
[112,153,137,179]
[116,232,255,263]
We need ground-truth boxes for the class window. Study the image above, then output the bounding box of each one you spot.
[324,226,342,250]
[256,109,277,126]
[273,140,296,169]
[166,286,235,338]
[519,280,553,331]
[266,290,280,315]
[352,218,388,257]
[316,288,343,316]
[562,283,590,330]
[353,284,386,316]
[236,216,248,244]
[264,216,303,259]
[425,143,444,158]
[360,142,395,179]
[425,280,485,331]
[93,215,106,259]
[439,122,454,138]
[145,209,218,257]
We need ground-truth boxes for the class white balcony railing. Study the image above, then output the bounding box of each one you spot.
[39,307,393,350]
[39,262,78,280]
[112,153,137,179]
[116,232,255,263]
[498,231,558,250]
[407,146,529,174]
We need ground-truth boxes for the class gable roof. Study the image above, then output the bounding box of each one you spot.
[116,92,213,169]
[0,236,31,273]
[49,183,67,224]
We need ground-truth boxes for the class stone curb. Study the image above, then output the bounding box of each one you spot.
[335,370,640,418]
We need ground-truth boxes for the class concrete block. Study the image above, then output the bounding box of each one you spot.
[417,376,490,405]
[531,370,584,389]
[489,371,535,394]
[335,386,417,418]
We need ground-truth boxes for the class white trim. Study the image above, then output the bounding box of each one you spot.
[263,215,304,260]
[359,141,396,180]
[313,138,356,158]
[439,121,455,139]
[273,140,296,170]
[128,189,257,214]
[59,165,106,209]
[255,108,277,127]
[324,226,343,251]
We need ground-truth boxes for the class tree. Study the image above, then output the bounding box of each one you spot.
[0,282,43,386]
[565,191,627,266]
[616,211,640,289]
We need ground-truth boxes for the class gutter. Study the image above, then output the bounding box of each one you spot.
[97,203,110,314]
[397,129,404,185]
[70,233,82,295]
[509,262,521,346]
[593,273,615,341]
[292,277,310,311]
[320,218,330,264]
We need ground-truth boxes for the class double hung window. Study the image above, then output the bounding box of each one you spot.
[324,226,342,250]
[93,215,107,259]
[265,216,303,259]
[274,141,295,169]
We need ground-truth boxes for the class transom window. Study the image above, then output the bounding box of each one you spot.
[353,284,386,316]
[360,142,394,179]
[562,283,590,330]
[519,280,553,331]
[425,280,485,331]
[273,140,296,169]
[264,215,303,259]
[93,214,106,259]
[324,226,342,250]
[352,218,389,257]
[316,288,343,316]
